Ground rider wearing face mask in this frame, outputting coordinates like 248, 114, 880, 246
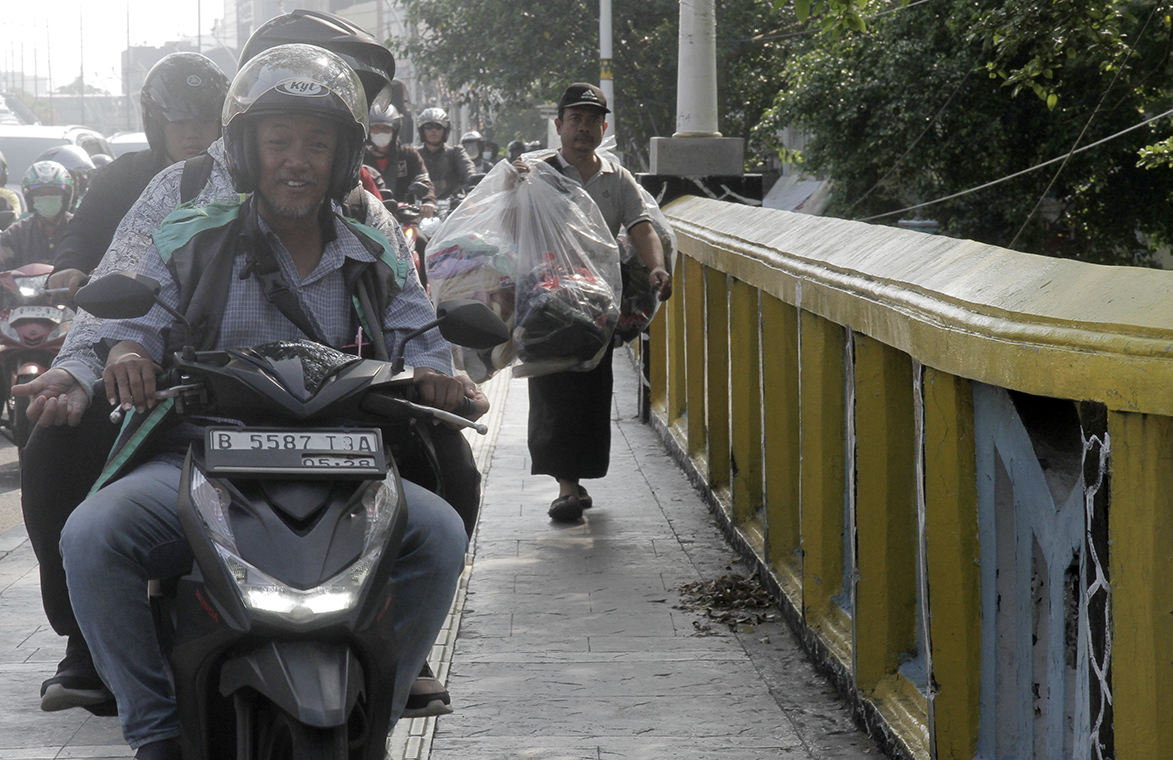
363, 102, 436, 214
0, 161, 74, 269
46, 52, 229, 295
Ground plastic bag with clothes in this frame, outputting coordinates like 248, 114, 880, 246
423, 160, 521, 381
510, 156, 621, 377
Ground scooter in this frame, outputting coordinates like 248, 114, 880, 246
74, 272, 508, 760
0, 263, 74, 447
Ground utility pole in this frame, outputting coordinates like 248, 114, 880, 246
599, 0, 614, 140
126, 1, 132, 130
79, 13, 86, 125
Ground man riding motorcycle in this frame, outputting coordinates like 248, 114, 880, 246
18, 8, 465, 728
363, 102, 435, 214
460, 130, 493, 174
416, 107, 475, 201
47, 44, 468, 760
0, 161, 74, 268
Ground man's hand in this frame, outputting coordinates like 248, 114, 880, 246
13, 368, 90, 427
47, 268, 87, 297
420, 201, 437, 218
104, 341, 161, 415
413, 366, 465, 413
458, 375, 490, 422
649, 266, 672, 301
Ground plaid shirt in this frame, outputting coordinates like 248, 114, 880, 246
97, 209, 451, 370
56, 138, 450, 391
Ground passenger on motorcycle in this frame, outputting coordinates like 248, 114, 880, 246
47, 52, 230, 296
0, 161, 74, 268
363, 102, 436, 214
416, 107, 476, 201
42, 45, 468, 760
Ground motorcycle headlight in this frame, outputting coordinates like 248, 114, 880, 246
190, 468, 402, 622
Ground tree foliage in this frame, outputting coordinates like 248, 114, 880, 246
394, 0, 786, 167
756, 0, 1173, 263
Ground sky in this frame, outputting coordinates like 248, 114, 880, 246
1, 0, 220, 94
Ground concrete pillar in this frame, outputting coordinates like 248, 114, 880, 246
644, 0, 759, 201
674, 0, 719, 137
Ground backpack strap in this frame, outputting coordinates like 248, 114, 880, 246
239, 204, 326, 344
179, 152, 215, 205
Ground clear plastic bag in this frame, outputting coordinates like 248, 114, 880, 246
424, 161, 522, 381
510, 157, 621, 377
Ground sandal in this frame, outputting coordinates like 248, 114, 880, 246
577, 486, 593, 510
548, 493, 583, 522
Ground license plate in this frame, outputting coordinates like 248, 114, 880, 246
9, 305, 64, 322
204, 427, 386, 476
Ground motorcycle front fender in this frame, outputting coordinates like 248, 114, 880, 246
219, 640, 365, 728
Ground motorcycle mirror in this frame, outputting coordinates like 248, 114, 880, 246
74, 271, 162, 319
75, 271, 195, 348
391, 298, 509, 373
435, 299, 510, 349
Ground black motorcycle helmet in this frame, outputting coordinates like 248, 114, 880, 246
223, 44, 369, 203
141, 52, 230, 155
239, 10, 395, 112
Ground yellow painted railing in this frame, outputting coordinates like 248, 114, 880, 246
642, 197, 1173, 760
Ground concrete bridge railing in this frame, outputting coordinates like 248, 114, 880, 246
641, 196, 1173, 760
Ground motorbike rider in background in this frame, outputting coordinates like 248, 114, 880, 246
416, 107, 475, 201
34, 145, 95, 212
460, 130, 493, 174
363, 102, 436, 216
0, 162, 74, 268
44, 44, 468, 760
0, 152, 23, 226
18, 9, 469, 725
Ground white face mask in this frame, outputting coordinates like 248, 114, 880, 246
371, 132, 394, 149
32, 195, 64, 219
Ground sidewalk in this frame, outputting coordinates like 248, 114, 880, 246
0, 351, 880, 759
423, 354, 879, 759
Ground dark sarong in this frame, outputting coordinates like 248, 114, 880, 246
527, 342, 615, 480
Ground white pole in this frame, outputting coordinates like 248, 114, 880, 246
675, 0, 720, 137
599, 0, 614, 140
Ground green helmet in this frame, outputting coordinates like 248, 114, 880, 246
21, 161, 74, 209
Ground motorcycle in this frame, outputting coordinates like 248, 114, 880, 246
0, 263, 74, 447
74, 272, 508, 760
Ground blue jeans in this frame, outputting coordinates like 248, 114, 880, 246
60, 460, 467, 750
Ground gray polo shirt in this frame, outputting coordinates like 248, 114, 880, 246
550, 152, 651, 239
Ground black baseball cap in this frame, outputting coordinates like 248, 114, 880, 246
557, 83, 610, 114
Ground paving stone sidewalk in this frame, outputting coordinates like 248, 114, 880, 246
0, 351, 880, 759
425, 354, 879, 760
